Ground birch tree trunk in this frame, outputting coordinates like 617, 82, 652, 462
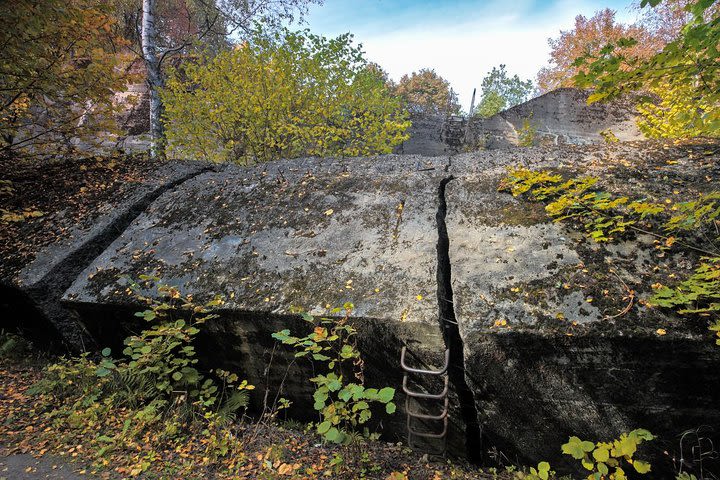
141, 0, 164, 158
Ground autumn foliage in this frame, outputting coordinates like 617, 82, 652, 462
162, 29, 410, 163
0, 0, 131, 156
537, 8, 660, 93
394, 68, 461, 116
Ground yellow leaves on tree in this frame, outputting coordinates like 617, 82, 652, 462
0, 0, 131, 156
573, 0, 720, 139
637, 81, 720, 139
161, 28, 410, 164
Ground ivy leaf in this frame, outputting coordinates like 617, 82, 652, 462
633, 460, 652, 474
562, 436, 595, 460
377, 387, 395, 403
593, 446, 610, 462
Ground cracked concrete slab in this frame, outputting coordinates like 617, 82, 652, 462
3, 142, 718, 472
443, 147, 720, 470
7, 161, 211, 350
60, 154, 467, 450
63, 155, 448, 326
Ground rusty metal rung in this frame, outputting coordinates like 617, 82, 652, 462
402, 375, 448, 400
407, 415, 448, 438
406, 396, 448, 421
400, 346, 450, 458
400, 347, 449, 375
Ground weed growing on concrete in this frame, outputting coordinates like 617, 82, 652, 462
518, 114, 537, 147
499, 167, 719, 344
272, 303, 396, 444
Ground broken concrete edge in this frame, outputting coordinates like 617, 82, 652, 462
5, 161, 214, 351
462, 326, 720, 471
16, 161, 213, 288
52, 153, 480, 458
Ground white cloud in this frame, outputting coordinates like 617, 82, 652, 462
307, 0, 639, 108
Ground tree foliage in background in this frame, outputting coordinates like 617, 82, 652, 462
537, 8, 660, 93
475, 64, 534, 118
0, 0, 130, 157
394, 68, 461, 116
574, 0, 720, 138
162, 28, 410, 163
112, 0, 321, 157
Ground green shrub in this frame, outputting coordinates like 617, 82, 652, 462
30, 276, 253, 439
272, 303, 396, 444
162, 28, 410, 164
561, 429, 654, 479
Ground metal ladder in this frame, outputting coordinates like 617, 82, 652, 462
400, 346, 450, 456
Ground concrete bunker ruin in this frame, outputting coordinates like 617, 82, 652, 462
3, 142, 719, 474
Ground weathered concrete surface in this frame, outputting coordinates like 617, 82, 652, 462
60, 154, 472, 453
479, 88, 645, 148
398, 89, 646, 156
2, 161, 210, 350
394, 114, 464, 156
444, 144, 720, 470
5, 140, 719, 473
63, 156, 446, 323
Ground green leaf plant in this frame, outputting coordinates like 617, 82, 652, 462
272, 303, 396, 444
562, 429, 655, 479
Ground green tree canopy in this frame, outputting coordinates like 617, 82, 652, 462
161, 28, 410, 163
475, 65, 534, 118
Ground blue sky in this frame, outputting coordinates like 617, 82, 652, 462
303, 0, 639, 107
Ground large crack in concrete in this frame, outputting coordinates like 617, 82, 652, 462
8, 165, 213, 351
435, 173, 483, 463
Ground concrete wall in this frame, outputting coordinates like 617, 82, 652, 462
479, 88, 645, 148
399, 88, 646, 155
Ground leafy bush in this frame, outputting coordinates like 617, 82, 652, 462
515, 462, 552, 480
162, 28, 410, 164
30, 277, 253, 444
562, 429, 654, 479
272, 303, 396, 444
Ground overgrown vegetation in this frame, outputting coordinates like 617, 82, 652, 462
517, 115, 537, 147
0, 282, 493, 479
272, 303, 396, 444
0, 0, 130, 156
499, 166, 720, 343
561, 430, 654, 478
162, 28, 410, 164
21, 277, 253, 475
574, 0, 720, 138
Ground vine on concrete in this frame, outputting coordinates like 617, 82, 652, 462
499, 167, 719, 344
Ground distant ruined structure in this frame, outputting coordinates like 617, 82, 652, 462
396, 88, 645, 155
